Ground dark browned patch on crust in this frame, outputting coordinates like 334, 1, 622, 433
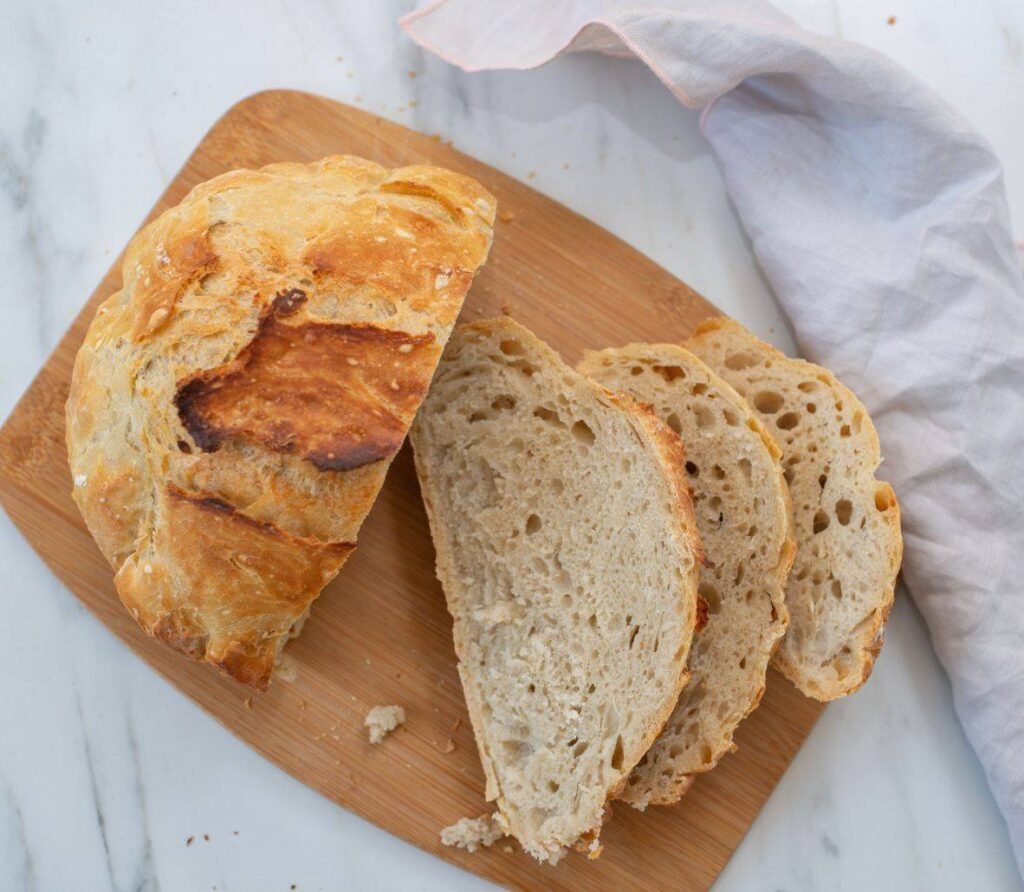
175, 290, 439, 471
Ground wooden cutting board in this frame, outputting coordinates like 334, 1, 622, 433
0, 90, 822, 890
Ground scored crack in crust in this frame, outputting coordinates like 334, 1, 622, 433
67, 155, 495, 689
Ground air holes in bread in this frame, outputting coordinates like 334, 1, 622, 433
813, 510, 830, 533
533, 406, 565, 427
835, 500, 853, 525
694, 405, 715, 429
776, 412, 800, 430
611, 735, 625, 772
653, 365, 685, 382
492, 395, 516, 411
875, 486, 895, 511
500, 338, 526, 356
753, 391, 784, 414
685, 461, 699, 477
738, 458, 752, 481
525, 514, 542, 534
724, 350, 759, 370
666, 412, 683, 435
571, 420, 596, 446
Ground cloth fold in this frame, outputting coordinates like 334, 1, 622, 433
402, 0, 1024, 876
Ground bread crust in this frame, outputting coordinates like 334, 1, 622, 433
67, 155, 495, 689
690, 318, 903, 701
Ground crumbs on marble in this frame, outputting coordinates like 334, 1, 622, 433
408, 70, 418, 79
887, 15, 897, 24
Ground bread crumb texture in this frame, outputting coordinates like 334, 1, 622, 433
689, 318, 902, 701
440, 813, 507, 853
411, 317, 701, 862
365, 704, 406, 744
580, 343, 793, 806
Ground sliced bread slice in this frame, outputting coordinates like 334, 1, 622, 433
580, 344, 794, 807
688, 318, 902, 701
410, 317, 703, 863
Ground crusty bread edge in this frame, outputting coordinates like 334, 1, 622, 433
690, 317, 903, 701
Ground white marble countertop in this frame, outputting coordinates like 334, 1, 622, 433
2, 1, 1022, 889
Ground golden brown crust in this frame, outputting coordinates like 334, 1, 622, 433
175, 289, 440, 471
129, 205, 218, 342
67, 154, 495, 687
116, 485, 354, 689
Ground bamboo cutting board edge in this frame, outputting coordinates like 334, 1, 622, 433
0, 90, 824, 891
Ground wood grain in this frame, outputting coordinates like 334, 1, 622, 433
0, 90, 823, 890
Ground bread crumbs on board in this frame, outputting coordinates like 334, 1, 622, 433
365, 705, 406, 744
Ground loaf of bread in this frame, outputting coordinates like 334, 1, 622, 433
688, 319, 902, 700
410, 317, 703, 863
66, 155, 495, 689
580, 344, 794, 806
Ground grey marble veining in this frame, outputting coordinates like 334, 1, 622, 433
2, 0, 1023, 889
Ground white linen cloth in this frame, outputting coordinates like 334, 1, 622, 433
402, 0, 1024, 876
